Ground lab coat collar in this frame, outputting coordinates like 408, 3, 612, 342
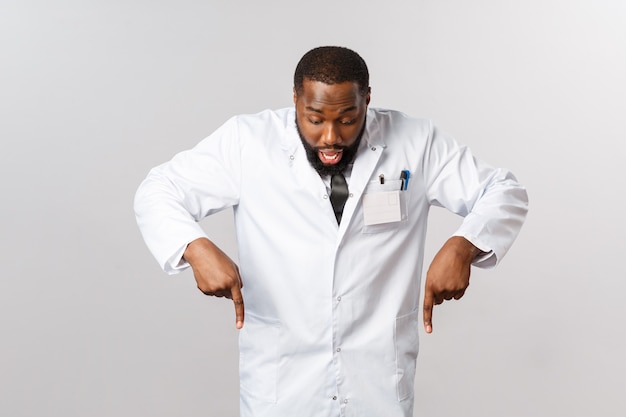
363, 108, 385, 148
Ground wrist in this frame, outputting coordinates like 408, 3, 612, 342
183, 237, 213, 264
447, 236, 484, 262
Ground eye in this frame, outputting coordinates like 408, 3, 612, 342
340, 119, 356, 125
308, 118, 322, 125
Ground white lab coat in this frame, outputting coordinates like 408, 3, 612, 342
134, 107, 528, 417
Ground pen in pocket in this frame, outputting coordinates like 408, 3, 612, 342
400, 170, 410, 190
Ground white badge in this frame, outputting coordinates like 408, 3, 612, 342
362, 190, 402, 225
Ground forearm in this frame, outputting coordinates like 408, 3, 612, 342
134, 117, 243, 273
453, 169, 528, 267
134, 167, 210, 273
423, 126, 528, 267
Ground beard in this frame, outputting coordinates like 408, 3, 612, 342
295, 116, 366, 176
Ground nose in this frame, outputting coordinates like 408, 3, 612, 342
321, 123, 342, 147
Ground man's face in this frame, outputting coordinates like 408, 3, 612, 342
294, 79, 370, 175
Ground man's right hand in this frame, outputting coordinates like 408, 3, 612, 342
183, 237, 244, 329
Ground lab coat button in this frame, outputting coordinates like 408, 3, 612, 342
336, 347, 341, 352
323, 194, 328, 199
371, 146, 376, 151
337, 296, 341, 301
332, 396, 337, 400
349, 193, 353, 198
289, 155, 294, 160
344, 399, 349, 404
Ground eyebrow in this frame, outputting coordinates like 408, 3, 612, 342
305, 105, 357, 114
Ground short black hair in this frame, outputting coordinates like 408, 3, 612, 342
294, 46, 370, 96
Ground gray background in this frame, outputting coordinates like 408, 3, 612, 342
1, 0, 624, 416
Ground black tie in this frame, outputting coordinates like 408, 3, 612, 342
330, 173, 349, 224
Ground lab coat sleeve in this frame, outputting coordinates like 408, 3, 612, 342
134, 116, 242, 273
422, 122, 528, 268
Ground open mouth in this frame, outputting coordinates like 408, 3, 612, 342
318, 150, 343, 165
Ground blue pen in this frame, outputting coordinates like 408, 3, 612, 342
400, 170, 410, 190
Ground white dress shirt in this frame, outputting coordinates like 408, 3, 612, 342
135, 107, 528, 417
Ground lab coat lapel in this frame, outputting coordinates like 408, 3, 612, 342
337, 112, 385, 239
280, 112, 329, 210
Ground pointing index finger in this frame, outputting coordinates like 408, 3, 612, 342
231, 284, 245, 329
423, 288, 434, 334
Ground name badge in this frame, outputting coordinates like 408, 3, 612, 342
363, 190, 402, 225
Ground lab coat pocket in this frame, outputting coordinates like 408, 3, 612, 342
394, 309, 419, 401
239, 312, 281, 403
362, 179, 408, 234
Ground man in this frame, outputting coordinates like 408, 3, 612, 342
135, 46, 528, 417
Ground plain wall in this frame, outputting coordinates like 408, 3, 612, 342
1, 1, 624, 416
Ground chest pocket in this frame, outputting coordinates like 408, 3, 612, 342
361, 179, 408, 234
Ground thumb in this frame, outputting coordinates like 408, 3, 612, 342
423, 288, 434, 334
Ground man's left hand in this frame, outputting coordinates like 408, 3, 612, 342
422, 236, 483, 334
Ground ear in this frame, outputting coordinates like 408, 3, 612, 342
365, 87, 371, 106
293, 87, 298, 105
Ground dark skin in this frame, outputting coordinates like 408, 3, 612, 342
184, 237, 245, 329
294, 79, 369, 167
183, 78, 483, 332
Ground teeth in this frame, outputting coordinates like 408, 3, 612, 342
322, 153, 339, 160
